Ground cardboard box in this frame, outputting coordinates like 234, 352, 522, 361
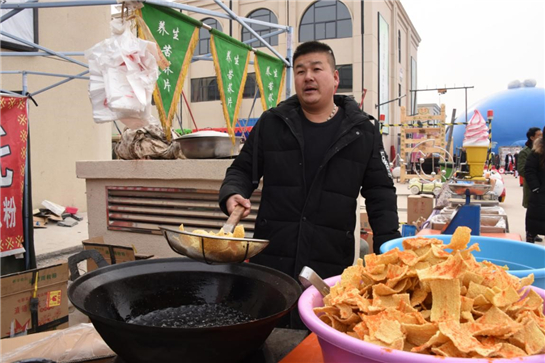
407, 195, 434, 225
360, 211, 371, 231
1, 263, 69, 338
33, 216, 48, 228
82, 237, 153, 271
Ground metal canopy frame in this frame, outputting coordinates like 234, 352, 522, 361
0, 0, 292, 273
1, 0, 293, 97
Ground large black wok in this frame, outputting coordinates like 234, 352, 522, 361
67, 251, 301, 363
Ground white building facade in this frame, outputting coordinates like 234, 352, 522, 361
1, 0, 420, 211
183, 0, 421, 156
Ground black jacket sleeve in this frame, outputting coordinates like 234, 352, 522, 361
525, 151, 541, 192
360, 120, 401, 253
218, 117, 264, 215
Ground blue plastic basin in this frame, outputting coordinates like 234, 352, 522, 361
380, 235, 545, 288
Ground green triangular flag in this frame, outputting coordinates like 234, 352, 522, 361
210, 28, 251, 143
254, 50, 286, 110
138, 3, 201, 139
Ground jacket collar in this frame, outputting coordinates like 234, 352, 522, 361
273, 94, 371, 136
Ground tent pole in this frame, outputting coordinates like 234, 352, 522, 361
22, 72, 37, 270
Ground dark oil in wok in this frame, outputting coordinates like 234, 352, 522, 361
128, 303, 255, 328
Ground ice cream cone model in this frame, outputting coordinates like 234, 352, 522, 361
465, 146, 488, 178
463, 110, 490, 179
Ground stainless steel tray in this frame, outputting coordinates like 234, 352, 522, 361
173, 131, 241, 159
448, 182, 492, 196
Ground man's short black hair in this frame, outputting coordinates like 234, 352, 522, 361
292, 41, 336, 69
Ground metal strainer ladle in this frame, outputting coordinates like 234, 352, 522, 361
160, 206, 269, 264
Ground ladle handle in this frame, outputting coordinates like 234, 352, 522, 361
223, 204, 245, 234
299, 266, 331, 297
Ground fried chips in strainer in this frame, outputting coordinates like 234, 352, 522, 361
314, 227, 545, 358
178, 224, 252, 261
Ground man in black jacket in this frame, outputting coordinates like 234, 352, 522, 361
219, 41, 400, 281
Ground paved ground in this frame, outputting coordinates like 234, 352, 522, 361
33, 173, 542, 267
33, 212, 89, 267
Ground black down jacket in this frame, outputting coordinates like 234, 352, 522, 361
219, 95, 400, 279
525, 137, 545, 235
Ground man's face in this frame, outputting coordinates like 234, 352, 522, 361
294, 52, 339, 111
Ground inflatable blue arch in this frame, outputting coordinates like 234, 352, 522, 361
452, 81, 545, 153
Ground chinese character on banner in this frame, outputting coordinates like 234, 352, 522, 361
254, 50, 286, 111
209, 29, 251, 144
1, 95, 27, 257
137, 3, 201, 140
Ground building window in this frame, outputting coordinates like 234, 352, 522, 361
398, 30, 401, 63
336, 64, 352, 93
399, 83, 402, 106
191, 77, 220, 102
241, 9, 278, 48
411, 57, 417, 114
243, 73, 261, 99
196, 18, 222, 55
191, 74, 259, 102
299, 0, 352, 42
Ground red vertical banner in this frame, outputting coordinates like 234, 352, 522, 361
0, 95, 28, 257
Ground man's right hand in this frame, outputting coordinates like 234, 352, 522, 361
226, 194, 252, 218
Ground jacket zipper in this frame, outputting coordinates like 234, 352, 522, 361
269, 108, 365, 274
274, 113, 308, 274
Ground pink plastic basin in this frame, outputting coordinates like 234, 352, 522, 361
299, 275, 545, 363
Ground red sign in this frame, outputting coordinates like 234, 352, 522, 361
1, 96, 28, 257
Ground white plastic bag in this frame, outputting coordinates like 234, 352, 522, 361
0, 323, 115, 362
85, 19, 160, 129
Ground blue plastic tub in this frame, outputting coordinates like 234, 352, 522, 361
401, 224, 417, 237
380, 235, 545, 288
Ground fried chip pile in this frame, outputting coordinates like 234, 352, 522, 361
179, 224, 254, 260
314, 227, 545, 358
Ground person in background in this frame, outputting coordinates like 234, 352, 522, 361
487, 152, 494, 170
518, 127, 543, 242
513, 151, 519, 178
494, 153, 501, 170
219, 41, 401, 281
459, 149, 468, 173
517, 148, 524, 185
504, 153, 514, 174
524, 125, 545, 243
